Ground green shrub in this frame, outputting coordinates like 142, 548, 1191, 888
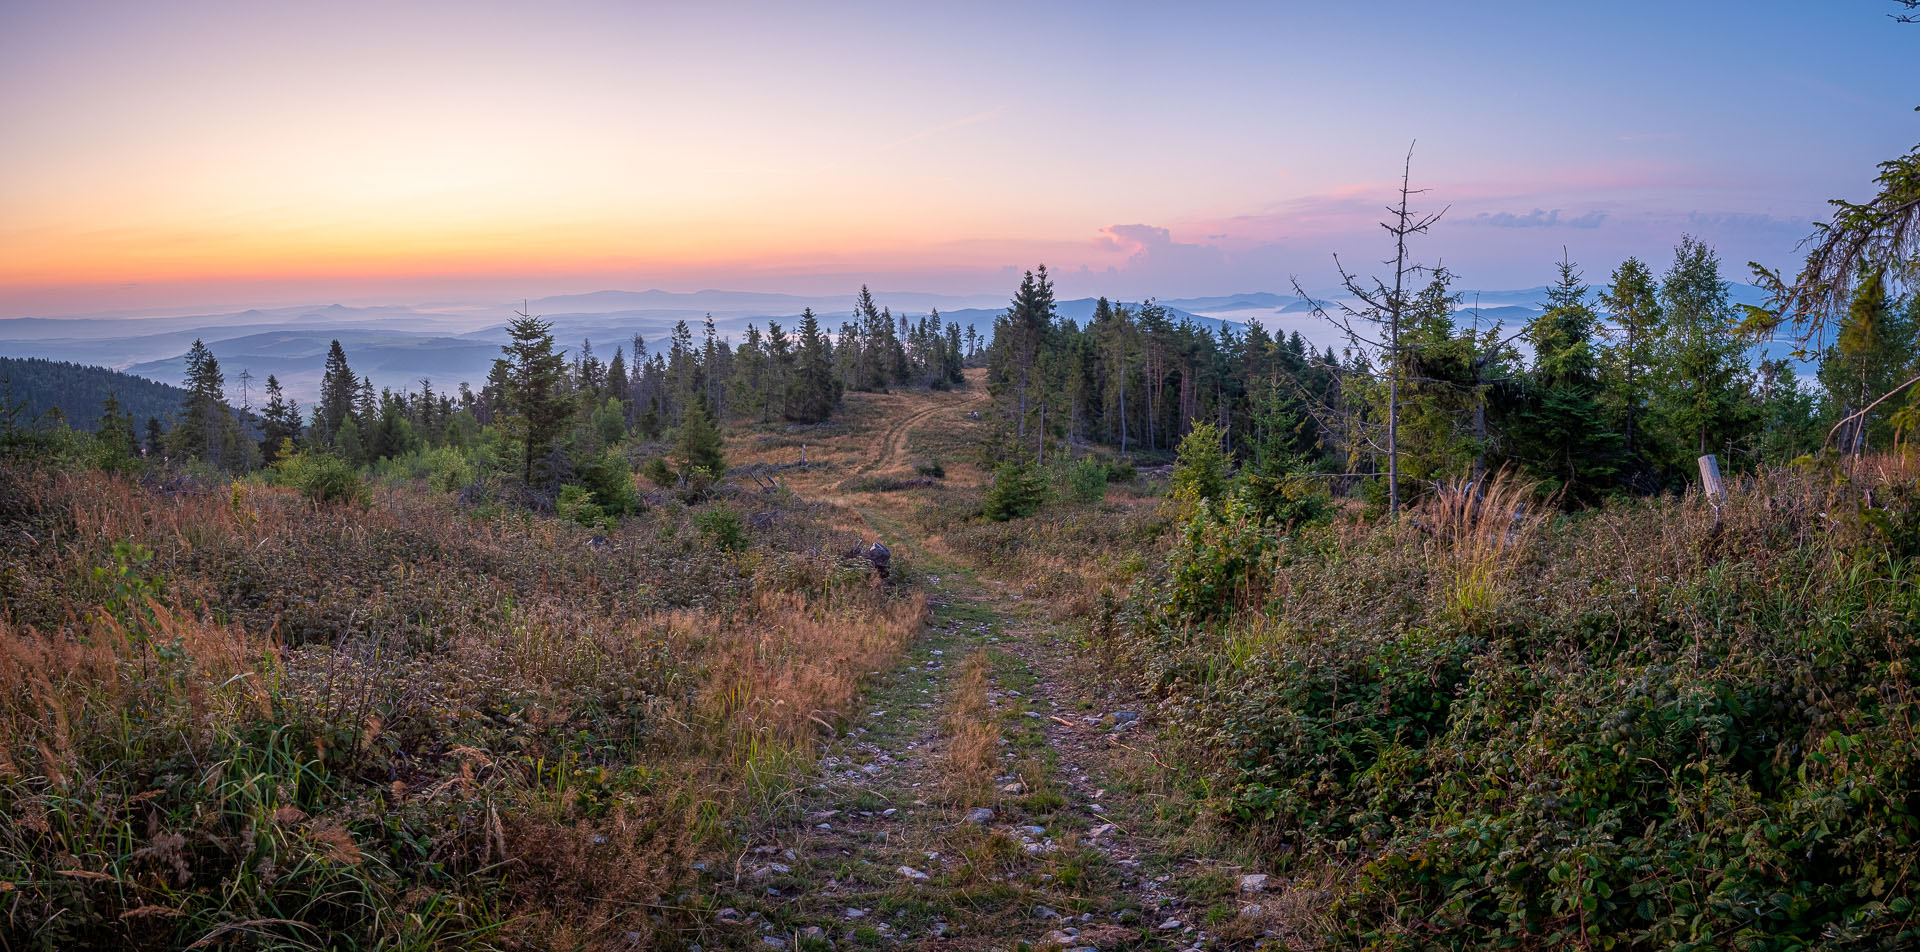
381, 444, 475, 493
1240, 453, 1327, 529
916, 461, 947, 479
1124, 465, 1920, 950
272, 449, 369, 506
983, 460, 1047, 521
1105, 457, 1138, 483
574, 450, 640, 516
1063, 457, 1108, 503
694, 506, 747, 552
642, 455, 675, 488
1158, 493, 1272, 624
1171, 422, 1230, 505
557, 483, 606, 527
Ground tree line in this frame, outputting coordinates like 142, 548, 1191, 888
980, 243, 1917, 508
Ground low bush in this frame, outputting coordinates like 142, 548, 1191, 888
983, 460, 1048, 521
1062, 457, 1108, 503
694, 505, 747, 552
1122, 459, 1920, 948
270, 447, 368, 506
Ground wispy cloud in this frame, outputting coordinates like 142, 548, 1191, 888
880, 105, 1009, 151
1456, 208, 1606, 229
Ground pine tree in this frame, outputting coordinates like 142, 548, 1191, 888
259, 374, 302, 462
988, 266, 1057, 456
502, 310, 570, 488
316, 339, 357, 444
95, 390, 139, 467
607, 346, 629, 409
1509, 257, 1622, 499
1819, 269, 1916, 454
1598, 257, 1663, 464
170, 338, 233, 466
674, 400, 726, 485
1653, 236, 1757, 468
788, 308, 838, 423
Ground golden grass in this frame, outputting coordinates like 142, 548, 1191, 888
939, 649, 1000, 805
0, 464, 928, 947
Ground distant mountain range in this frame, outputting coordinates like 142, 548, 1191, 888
0, 283, 1785, 405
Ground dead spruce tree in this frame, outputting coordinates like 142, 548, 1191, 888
1291, 144, 1447, 515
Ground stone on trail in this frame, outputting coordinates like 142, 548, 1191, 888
897, 865, 931, 882
1158, 918, 1184, 931
965, 807, 994, 824
1240, 872, 1269, 893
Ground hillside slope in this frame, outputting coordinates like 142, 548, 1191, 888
0, 356, 189, 430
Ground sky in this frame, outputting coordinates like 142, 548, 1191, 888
1, 0, 1915, 317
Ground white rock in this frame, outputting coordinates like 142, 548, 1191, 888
898, 865, 930, 882
1240, 872, 1269, 893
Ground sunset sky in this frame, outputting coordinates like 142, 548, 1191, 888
2, 1, 1915, 316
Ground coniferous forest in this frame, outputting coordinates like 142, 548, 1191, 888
4, 5, 1920, 951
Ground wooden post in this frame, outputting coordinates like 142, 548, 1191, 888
800, 444, 807, 468
1698, 454, 1724, 499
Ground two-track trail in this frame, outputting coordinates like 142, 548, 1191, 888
689, 376, 1276, 952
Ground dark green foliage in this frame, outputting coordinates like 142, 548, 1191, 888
92, 390, 140, 471
915, 461, 947, 479
270, 448, 369, 506
983, 460, 1047, 521
1506, 259, 1623, 500
502, 313, 570, 488
1125, 466, 1920, 949
674, 401, 726, 492
573, 449, 639, 517
1654, 235, 1759, 464
641, 455, 675, 488
1170, 421, 1230, 505
786, 307, 839, 423
694, 506, 747, 552
1239, 452, 1327, 529
316, 339, 357, 444
257, 374, 302, 461
0, 356, 190, 433
167, 338, 238, 468
1062, 457, 1108, 503
1819, 270, 1918, 453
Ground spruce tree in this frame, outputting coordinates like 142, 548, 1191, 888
316, 340, 356, 443
259, 374, 302, 462
1510, 258, 1622, 500
502, 311, 570, 488
1819, 269, 1916, 454
1653, 236, 1757, 467
1598, 257, 1663, 463
95, 390, 139, 467
674, 400, 726, 488
788, 307, 837, 423
171, 339, 233, 467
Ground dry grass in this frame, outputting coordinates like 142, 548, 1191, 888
939, 649, 1000, 805
1413, 466, 1555, 620
0, 463, 926, 949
